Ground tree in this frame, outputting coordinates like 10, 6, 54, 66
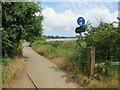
2, 2, 43, 57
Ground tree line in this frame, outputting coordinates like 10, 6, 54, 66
44, 35, 76, 39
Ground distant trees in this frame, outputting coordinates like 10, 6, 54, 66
44, 35, 76, 39
2, 2, 43, 57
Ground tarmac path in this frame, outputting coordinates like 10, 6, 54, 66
22, 42, 78, 88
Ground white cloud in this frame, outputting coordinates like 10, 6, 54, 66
37, 0, 119, 2
42, 7, 118, 32
42, 8, 79, 31
84, 8, 118, 26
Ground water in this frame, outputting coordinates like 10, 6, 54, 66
46, 38, 77, 42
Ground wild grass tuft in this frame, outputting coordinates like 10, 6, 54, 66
2, 58, 25, 88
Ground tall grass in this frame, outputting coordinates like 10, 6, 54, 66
32, 41, 75, 60
2, 58, 25, 88
1, 39, 28, 88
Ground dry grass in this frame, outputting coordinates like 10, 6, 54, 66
2, 58, 25, 88
76, 74, 118, 88
90, 79, 118, 88
52, 57, 65, 67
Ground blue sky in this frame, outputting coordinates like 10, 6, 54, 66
41, 2, 117, 13
38, 2, 119, 37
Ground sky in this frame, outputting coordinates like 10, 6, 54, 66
37, 1, 119, 37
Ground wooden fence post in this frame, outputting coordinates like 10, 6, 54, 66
87, 47, 95, 77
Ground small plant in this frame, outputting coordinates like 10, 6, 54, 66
102, 60, 112, 77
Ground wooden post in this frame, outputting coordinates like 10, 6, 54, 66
87, 47, 95, 77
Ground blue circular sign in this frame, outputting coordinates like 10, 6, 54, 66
77, 17, 85, 26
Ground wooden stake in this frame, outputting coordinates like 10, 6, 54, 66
87, 47, 95, 77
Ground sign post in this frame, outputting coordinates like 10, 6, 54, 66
77, 17, 85, 26
75, 17, 86, 33
75, 17, 95, 77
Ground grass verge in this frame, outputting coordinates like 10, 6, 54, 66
2, 57, 25, 88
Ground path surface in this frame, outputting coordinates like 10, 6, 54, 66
11, 71, 35, 88
22, 42, 78, 88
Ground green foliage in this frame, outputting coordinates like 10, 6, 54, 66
32, 40, 75, 60
2, 58, 10, 83
74, 35, 87, 74
32, 41, 56, 59
2, 2, 43, 57
85, 22, 120, 62
75, 21, 119, 75
102, 60, 112, 76
94, 61, 118, 82
73, 22, 119, 88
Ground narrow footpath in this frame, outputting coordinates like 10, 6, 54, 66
22, 42, 78, 88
